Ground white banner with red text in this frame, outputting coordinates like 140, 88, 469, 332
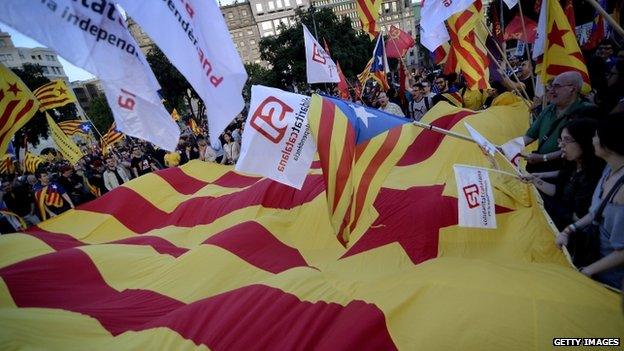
236, 85, 316, 189
0, 0, 180, 151
116, 0, 247, 146
453, 165, 497, 229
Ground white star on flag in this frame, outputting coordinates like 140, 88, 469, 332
351, 104, 376, 128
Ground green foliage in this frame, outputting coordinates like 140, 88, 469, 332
87, 95, 114, 138
10, 64, 77, 148
145, 45, 203, 119
259, 8, 374, 90
243, 63, 280, 99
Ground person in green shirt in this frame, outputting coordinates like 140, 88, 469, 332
521, 71, 597, 173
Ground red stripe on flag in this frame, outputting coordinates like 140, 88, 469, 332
356, 0, 377, 26
155, 167, 210, 195
212, 171, 262, 188
546, 64, 590, 84
203, 221, 310, 274
331, 123, 356, 212
317, 98, 336, 195
0, 99, 35, 145
349, 127, 402, 232
37, 93, 61, 100
397, 110, 474, 166
40, 97, 70, 108
78, 176, 325, 234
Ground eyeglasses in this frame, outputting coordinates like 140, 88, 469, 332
558, 137, 577, 145
550, 83, 574, 90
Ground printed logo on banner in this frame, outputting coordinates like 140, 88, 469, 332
462, 184, 480, 208
312, 43, 327, 64
250, 96, 293, 143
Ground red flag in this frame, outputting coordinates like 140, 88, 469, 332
583, 0, 606, 51
385, 25, 415, 58
336, 62, 350, 101
491, 4, 504, 43
503, 15, 538, 43
564, 0, 576, 30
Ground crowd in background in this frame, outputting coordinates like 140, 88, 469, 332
1, 39, 624, 289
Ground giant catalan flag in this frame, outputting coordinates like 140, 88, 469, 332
0, 102, 622, 349
0, 63, 40, 157
33, 79, 76, 112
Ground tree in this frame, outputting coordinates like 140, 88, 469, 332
243, 63, 280, 98
259, 8, 375, 90
87, 95, 114, 137
145, 45, 204, 121
10, 64, 77, 149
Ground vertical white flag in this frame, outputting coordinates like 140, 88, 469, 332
464, 122, 497, 156
419, 0, 475, 51
116, 0, 248, 147
453, 165, 497, 229
0, 0, 180, 151
303, 25, 339, 84
500, 137, 525, 168
533, 0, 548, 60
236, 85, 316, 189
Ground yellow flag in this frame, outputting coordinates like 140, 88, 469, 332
24, 152, 45, 173
171, 108, 180, 121
537, 0, 591, 92
46, 112, 84, 165
0, 63, 40, 157
33, 79, 76, 111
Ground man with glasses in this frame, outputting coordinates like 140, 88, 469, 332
521, 71, 597, 172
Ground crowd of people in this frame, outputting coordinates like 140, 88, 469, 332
0, 118, 244, 233
1, 39, 623, 289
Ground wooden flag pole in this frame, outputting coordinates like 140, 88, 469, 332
585, 0, 624, 39
517, 1, 537, 94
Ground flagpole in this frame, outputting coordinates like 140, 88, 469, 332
517, 1, 536, 94
585, 0, 624, 39
478, 20, 533, 102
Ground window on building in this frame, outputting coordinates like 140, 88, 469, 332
261, 21, 272, 31
391, 1, 397, 11
268, 1, 275, 10
262, 31, 274, 37
277, 0, 283, 8
37, 55, 42, 60
296, 0, 302, 5
0, 40, 5, 48
247, 29, 253, 35
228, 12, 234, 18
242, 9, 247, 16
383, 3, 390, 13
42, 66, 50, 74
240, 41, 246, 47
18, 52, 24, 59
31, 55, 36, 60
250, 39, 256, 44
285, 0, 291, 6
255, 3, 263, 12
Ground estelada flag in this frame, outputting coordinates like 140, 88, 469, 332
0, 100, 622, 349
0, 63, 40, 157
23, 152, 44, 173
534, 0, 591, 92
385, 25, 415, 58
33, 79, 76, 112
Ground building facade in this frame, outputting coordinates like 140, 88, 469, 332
250, 0, 309, 37
222, 2, 263, 65
70, 78, 104, 111
0, 28, 69, 82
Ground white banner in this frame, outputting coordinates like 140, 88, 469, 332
453, 165, 497, 229
500, 137, 525, 168
303, 25, 339, 84
533, 0, 548, 60
464, 122, 497, 156
116, 0, 247, 146
236, 86, 316, 189
0, 0, 180, 151
420, 0, 475, 51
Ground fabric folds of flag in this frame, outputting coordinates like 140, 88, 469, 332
307, 94, 417, 245
189, 119, 202, 136
535, 0, 591, 92
33, 79, 75, 112
24, 152, 44, 173
58, 120, 91, 136
385, 25, 415, 58
0, 63, 40, 157
101, 123, 124, 155
358, 35, 390, 91
355, 0, 382, 38
446, 0, 490, 90
46, 113, 84, 165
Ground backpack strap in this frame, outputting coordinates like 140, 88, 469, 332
594, 173, 624, 224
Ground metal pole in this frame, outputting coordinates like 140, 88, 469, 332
585, 0, 624, 39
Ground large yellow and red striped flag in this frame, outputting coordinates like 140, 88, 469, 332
446, 0, 490, 90
33, 79, 76, 111
0, 101, 622, 349
307, 94, 418, 245
534, 0, 591, 92
0, 63, 40, 157
57, 120, 91, 136
101, 123, 124, 155
355, 0, 382, 38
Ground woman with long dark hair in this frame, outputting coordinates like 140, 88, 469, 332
525, 119, 604, 229
556, 115, 624, 289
